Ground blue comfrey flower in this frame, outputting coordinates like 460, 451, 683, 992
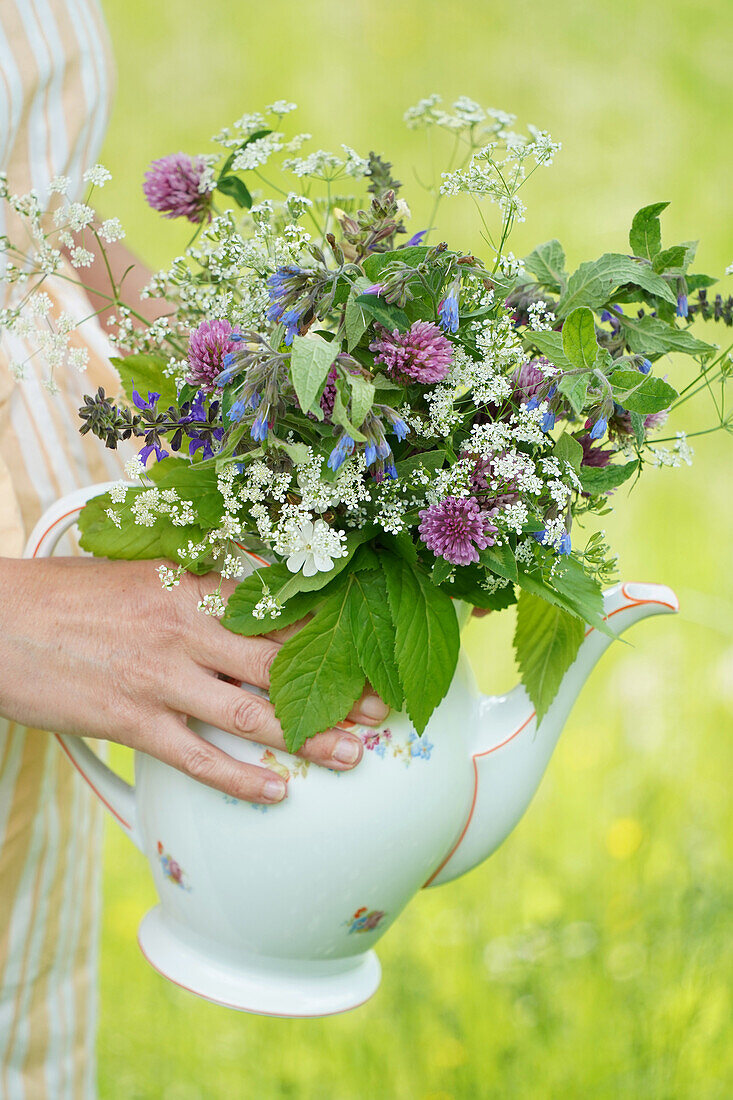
227, 398, 249, 422
222, 352, 234, 368
676, 292, 688, 318
438, 289, 459, 333
532, 529, 547, 545
526, 395, 540, 411
405, 229, 428, 246
390, 416, 408, 441
281, 308, 301, 346
363, 283, 384, 296
327, 434, 355, 471
541, 408, 556, 432
385, 463, 398, 479
639, 358, 652, 374
589, 416, 607, 441
251, 413, 269, 442
364, 442, 377, 465
215, 362, 239, 387
558, 532, 572, 555
131, 383, 159, 412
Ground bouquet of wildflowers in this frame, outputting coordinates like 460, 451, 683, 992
2, 97, 731, 750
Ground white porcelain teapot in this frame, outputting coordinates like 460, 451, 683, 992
25, 483, 678, 1017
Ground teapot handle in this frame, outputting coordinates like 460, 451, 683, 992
23, 483, 144, 851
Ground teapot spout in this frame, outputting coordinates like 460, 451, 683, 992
425, 582, 678, 888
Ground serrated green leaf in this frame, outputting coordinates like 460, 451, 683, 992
561, 307, 599, 370
380, 530, 419, 565
347, 570, 404, 710
479, 542, 518, 583
430, 556, 455, 585
523, 239, 567, 293
630, 411, 646, 445
629, 202, 668, 260
381, 553, 459, 734
290, 334, 339, 418
610, 369, 678, 413
110, 353, 178, 410
557, 371, 590, 415
78, 488, 211, 571
269, 577, 366, 752
514, 590, 585, 724
517, 560, 615, 638
557, 253, 676, 317
618, 315, 715, 359
345, 372, 375, 428
579, 459, 638, 494
395, 449, 446, 480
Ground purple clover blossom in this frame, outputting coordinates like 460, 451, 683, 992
187, 319, 240, 390
511, 359, 551, 407
143, 154, 212, 223
438, 289, 459, 333
418, 496, 498, 566
369, 320, 453, 384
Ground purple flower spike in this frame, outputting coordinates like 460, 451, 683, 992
370, 320, 453, 384
187, 319, 239, 390
418, 496, 497, 566
143, 154, 212, 223
405, 230, 428, 246
131, 383, 159, 412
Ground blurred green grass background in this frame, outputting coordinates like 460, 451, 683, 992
96, 1, 733, 1096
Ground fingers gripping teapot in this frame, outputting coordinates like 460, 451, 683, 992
25, 483, 678, 1017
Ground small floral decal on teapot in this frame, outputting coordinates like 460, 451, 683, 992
362, 728, 434, 765
345, 906, 387, 934
156, 840, 191, 891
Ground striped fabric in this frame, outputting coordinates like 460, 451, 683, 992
0, 2, 128, 1096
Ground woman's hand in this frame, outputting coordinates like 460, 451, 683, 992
0, 557, 389, 803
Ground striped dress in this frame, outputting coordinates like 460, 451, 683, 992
0, 2, 129, 1096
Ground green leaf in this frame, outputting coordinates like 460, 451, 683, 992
553, 433, 584, 473
345, 372, 375, 428
345, 293, 369, 351
146, 458, 225, 527
381, 553, 460, 734
618, 315, 715, 359
579, 460, 638, 495
355, 294, 410, 333
222, 563, 335, 637
431, 556, 455, 585
557, 253, 676, 317
629, 411, 646, 445
216, 175, 252, 209
651, 245, 687, 274
523, 239, 567, 293
274, 527, 377, 605
347, 570, 404, 710
514, 590, 585, 724
562, 307, 599, 371
609, 369, 678, 413
479, 542, 518, 583
269, 577, 367, 752
331, 384, 367, 442
78, 488, 211, 571
517, 560, 614, 637
290, 334, 339, 419
361, 245, 431, 282
110, 353, 178, 410
629, 202, 668, 260
380, 530, 419, 565
523, 331, 573, 372
557, 372, 590, 415
395, 449, 446, 480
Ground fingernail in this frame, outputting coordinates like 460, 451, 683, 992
358, 695, 390, 722
331, 736, 361, 765
263, 778, 286, 801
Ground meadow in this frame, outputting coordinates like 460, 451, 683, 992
95, 1, 732, 1095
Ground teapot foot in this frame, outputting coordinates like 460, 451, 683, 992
136, 906, 382, 1017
